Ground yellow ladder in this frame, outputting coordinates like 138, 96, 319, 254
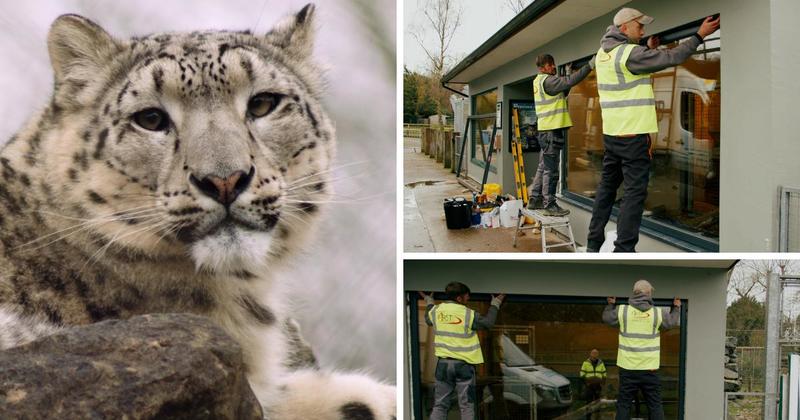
511, 109, 529, 203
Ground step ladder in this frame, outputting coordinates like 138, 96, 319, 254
513, 208, 577, 252
510, 109, 529, 203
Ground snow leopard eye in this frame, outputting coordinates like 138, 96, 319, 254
132, 108, 170, 131
247, 92, 281, 118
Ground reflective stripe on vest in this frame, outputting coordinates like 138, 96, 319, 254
533, 74, 572, 130
430, 302, 484, 364
617, 304, 662, 370
580, 359, 607, 379
595, 45, 658, 135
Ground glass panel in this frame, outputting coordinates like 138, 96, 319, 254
565, 30, 721, 240
471, 90, 498, 166
415, 297, 683, 419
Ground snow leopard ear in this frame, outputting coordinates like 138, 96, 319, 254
263, 3, 316, 61
47, 14, 121, 85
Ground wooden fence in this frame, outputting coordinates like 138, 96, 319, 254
419, 126, 458, 170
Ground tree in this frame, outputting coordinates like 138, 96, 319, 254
403, 67, 420, 123
410, 0, 463, 118
726, 295, 765, 346
504, 0, 531, 14
728, 260, 800, 302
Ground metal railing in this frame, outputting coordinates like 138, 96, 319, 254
724, 392, 771, 419
737, 347, 766, 392
403, 123, 454, 139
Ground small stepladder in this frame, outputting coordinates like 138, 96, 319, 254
510, 109, 576, 252
513, 208, 577, 252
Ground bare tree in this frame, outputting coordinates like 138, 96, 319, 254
410, 0, 463, 78
504, 0, 531, 14
728, 260, 800, 301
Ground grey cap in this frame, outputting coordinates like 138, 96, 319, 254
613, 7, 654, 26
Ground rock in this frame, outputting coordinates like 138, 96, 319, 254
0, 313, 262, 419
724, 368, 739, 380
724, 379, 741, 393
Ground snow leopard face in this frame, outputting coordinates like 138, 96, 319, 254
42, 5, 333, 274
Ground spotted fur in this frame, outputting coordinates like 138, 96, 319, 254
0, 4, 394, 419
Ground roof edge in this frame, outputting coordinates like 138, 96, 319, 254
442, 0, 564, 84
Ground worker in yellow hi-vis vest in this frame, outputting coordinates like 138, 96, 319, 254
586, 8, 720, 252
527, 54, 594, 217
419, 283, 505, 420
603, 280, 681, 420
580, 348, 607, 407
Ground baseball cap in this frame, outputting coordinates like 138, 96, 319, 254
613, 7, 654, 26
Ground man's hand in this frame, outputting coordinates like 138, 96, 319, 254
491, 294, 506, 307
646, 35, 660, 49
673, 297, 682, 308
418, 291, 434, 305
697, 15, 721, 38
607, 296, 616, 305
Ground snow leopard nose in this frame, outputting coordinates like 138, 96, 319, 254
190, 167, 255, 206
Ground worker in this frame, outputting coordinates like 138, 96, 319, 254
527, 54, 594, 216
419, 283, 505, 420
603, 280, 681, 419
580, 348, 607, 404
586, 8, 720, 252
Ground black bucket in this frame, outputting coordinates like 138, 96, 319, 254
443, 198, 472, 229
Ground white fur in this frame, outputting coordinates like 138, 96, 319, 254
190, 226, 273, 274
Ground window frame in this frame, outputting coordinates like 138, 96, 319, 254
470, 88, 499, 174
408, 291, 688, 420
559, 18, 721, 252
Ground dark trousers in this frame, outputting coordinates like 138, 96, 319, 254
615, 369, 663, 420
530, 130, 565, 207
430, 359, 476, 420
587, 134, 651, 252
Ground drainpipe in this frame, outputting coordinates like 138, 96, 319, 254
441, 81, 467, 97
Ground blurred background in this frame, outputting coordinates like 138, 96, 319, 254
0, 0, 396, 382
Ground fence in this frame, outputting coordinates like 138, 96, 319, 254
411, 125, 459, 171
737, 346, 766, 392
403, 123, 453, 139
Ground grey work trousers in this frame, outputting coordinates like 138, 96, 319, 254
530, 129, 565, 207
430, 358, 476, 420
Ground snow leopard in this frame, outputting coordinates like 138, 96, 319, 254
0, 4, 395, 419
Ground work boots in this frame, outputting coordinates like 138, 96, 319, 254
542, 203, 570, 217
527, 197, 544, 210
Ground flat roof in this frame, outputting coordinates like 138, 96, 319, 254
442, 0, 628, 84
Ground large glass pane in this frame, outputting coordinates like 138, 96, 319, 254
565, 30, 721, 241
415, 297, 683, 419
471, 90, 498, 167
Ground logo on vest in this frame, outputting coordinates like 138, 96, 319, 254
632, 311, 651, 320
599, 51, 612, 62
437, 312, 463, 325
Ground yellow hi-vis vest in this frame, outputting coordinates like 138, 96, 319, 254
532, 73, 572, 130
580, 359, 607, 379
429, 302, 484, 364
617, 304, 662, 370
595, 44, 658, 135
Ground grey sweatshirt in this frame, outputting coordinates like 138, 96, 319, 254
541, 63, 593, 96
600, 25, 702, 75
424, 299, 500, 331
602, 292, 680, 330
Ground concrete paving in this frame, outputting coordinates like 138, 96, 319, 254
404, 137, 574, 253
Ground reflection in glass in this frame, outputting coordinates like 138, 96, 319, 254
415, 298, 683, 419
565, 30, 721, 241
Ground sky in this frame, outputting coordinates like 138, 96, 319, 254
404, 0, 524, 73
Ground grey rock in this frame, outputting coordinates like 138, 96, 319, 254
0, 313, 262, 419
